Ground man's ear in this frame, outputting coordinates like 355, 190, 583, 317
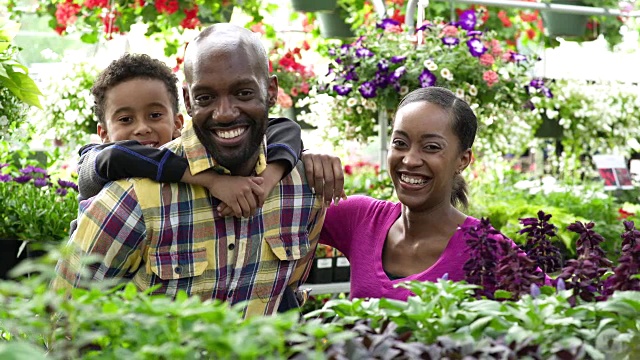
172, 113, 184, 139
458, 148, 473, 173
267, 75, 278, 108
97, 122, 109, 143
182, 85, 192, 117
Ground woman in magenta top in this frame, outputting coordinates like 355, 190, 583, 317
319, 87, 512, 301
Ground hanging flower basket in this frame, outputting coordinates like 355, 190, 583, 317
291, 0, 336, 13
541, 0, 589, 37
317, 8, 354, 38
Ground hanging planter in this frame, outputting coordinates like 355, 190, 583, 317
541, 0, 589, 37
291, 0, 336, 13
317, 8, 355, 39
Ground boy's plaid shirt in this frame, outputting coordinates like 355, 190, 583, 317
54, 120, 326, 317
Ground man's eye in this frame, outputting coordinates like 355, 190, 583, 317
195, 95, 213, 103
237, 90, 254, 98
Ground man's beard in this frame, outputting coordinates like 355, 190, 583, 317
194, 107, 268, 174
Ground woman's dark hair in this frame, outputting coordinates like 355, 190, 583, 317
397, 87, 478, 209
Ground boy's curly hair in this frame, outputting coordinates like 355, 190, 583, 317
91, 53, 180, 125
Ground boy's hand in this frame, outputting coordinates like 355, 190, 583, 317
182, 169, 264, 218
302, 153, 347, 206
218, 162, 286, 217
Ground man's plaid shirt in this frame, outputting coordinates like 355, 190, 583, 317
53, 119, 326, 317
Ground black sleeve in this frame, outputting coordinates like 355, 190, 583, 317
266, 117, 303, 175
84, 140, 188, 183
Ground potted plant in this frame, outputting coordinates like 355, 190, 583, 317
307, 244, 334, 284
7, 0, 279, 57
268, 40, 316, 127
315, 11, 550, 156
0, 162, 78, 279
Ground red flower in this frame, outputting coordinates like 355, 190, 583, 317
302, 40, 310, 51
84, 0, 108, 9
251, 22, 266, 34
55, 0, 81, 27
54, 25, 66, 35
344, 165, 353, 175
482, 70, 499, 87
155, 0, 179, 15
135, 0, 145, 7
526, 28, 536, 40
390, 8, 404, 24
101, 10, 121, 39
519, 10, 538, 22
618, 208, 636, 220
180, 5, 200, 29
497, 10, 512, 27
479, 53, 495, 66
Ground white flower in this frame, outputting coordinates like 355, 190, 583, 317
455, 88, 464, 99
0, 116, 8, 126
364, 100, 377, 111
440, 68, 453, 81
424, 60, 438, 71
399, 86, 409, 96
468, 85, 478, 96
346, 97, 358, 107
356, 106, 363, 114
345, 107, 353, 115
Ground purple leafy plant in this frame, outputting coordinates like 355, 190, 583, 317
462, 218, 504, 298
495, 240, 546, 299
518, 210, 563, 273
556, 221, 612, 305
603, 221, 640, 295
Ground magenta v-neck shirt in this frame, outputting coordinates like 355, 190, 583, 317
319, 195, 483, 301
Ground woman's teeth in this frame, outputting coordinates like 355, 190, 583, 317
216, 128, 246, 139
400, 174, 427, 184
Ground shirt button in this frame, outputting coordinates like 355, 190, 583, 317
228, 243, 235, 250
174, 266, 182, 274
227, 290, 233, 298
285, 249, 292, 257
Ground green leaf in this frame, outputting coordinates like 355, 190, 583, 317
494, 290, 513, 300
0, 342, 46, 360
80, 32, 99, 44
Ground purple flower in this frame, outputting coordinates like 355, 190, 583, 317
529, 78, 545, 89
34, 178, 48, 187
377, 18, 400, 30
13, 175, 32, 184
458, 9, 477, 31
467, 30, 483, 37
344, 70, 359, 82
511, 52, 527, 62
556, 277, 566, 291
333, 84, 352, 96
442, 37, 460, 46
0, 174, 11, 182
388, 66, 406, 83
466, 38, 487, 57
523, 100, 535, 111
328, 48, 336, 56
530, 283, 541, 298
58, 179, 77, 189
416, 23, 432, 32
377, 59, 390, 72
542, 87, 553, 99
390, 55, 406, 64
56, 187, 68, 197
374, 71, 389, 88
355, 47, 374, 58
358, 81, 377, 99
419, 69, 437, 87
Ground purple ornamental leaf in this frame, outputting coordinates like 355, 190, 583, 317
358, 81, 377, 99
466, 38, 487, 57
419, 69, 437, 87
458, 9, 477, 31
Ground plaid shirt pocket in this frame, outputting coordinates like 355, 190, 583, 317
263, 232, 311, 261
150, 248, 209, 280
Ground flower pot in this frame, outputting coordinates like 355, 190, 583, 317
198, 4, 234, 25
291, 0, 336, 12
332, 256, 350, 282
535, 113, 564, 139
541, 0, 589, 38
317, 9, 354, 39
0, 239, 27, 280
306, 257, 333, 284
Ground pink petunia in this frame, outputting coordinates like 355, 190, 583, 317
483, 70, 499, 87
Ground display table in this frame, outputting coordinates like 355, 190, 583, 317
304, 282, 350, 294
